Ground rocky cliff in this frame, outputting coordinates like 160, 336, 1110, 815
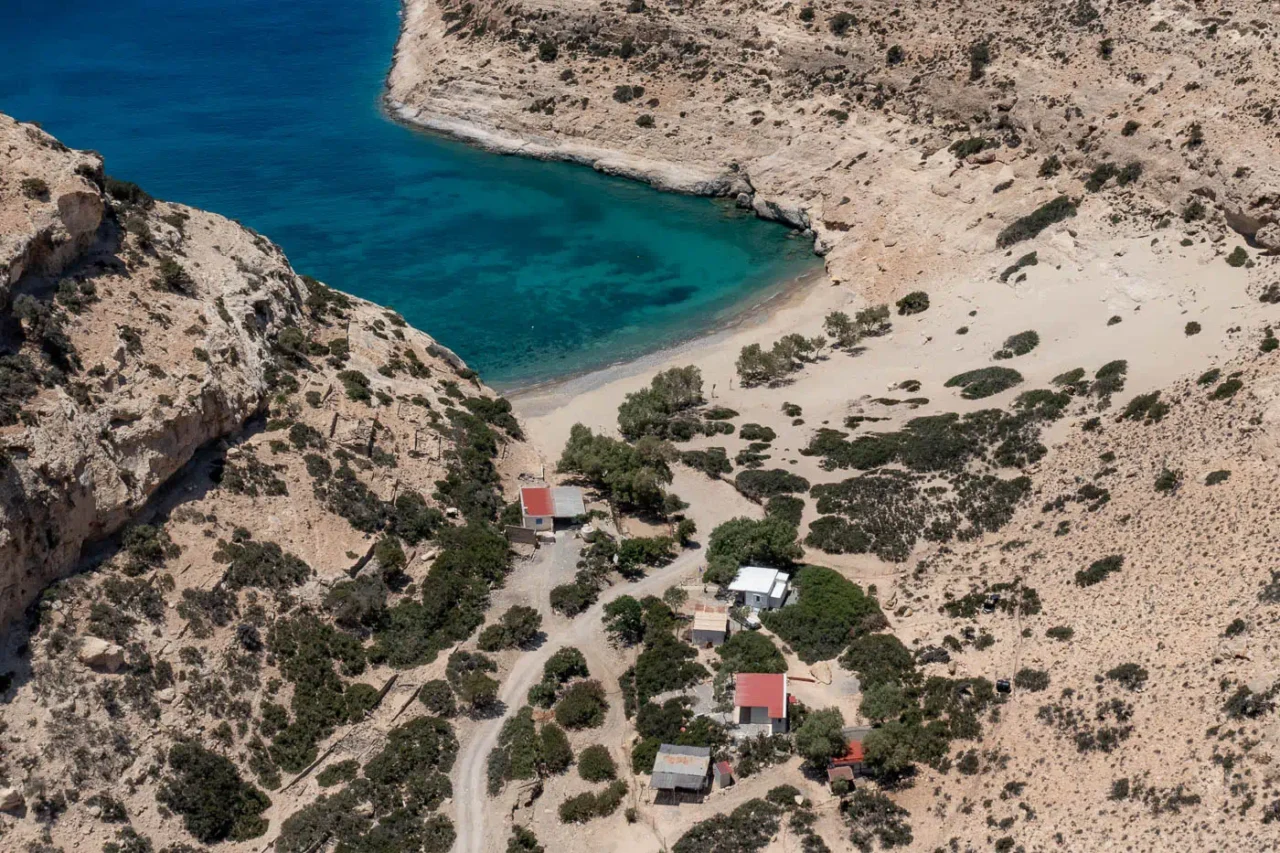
0, 114, 535, 851
389, 0, 1280, 294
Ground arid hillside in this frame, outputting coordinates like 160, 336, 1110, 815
0, 114, 537, 852
382, 2, 1280, 850
390, 0, 1280, 297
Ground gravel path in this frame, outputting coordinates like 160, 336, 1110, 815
452, 539, 702, 853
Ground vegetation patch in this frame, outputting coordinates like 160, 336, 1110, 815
158, 742, 271, 844
996, 195, 1077, 248
761, 566, 882, 663
993, 330, 1039, 360
1076, 554, 1124, 587
945, 366, 1024, 399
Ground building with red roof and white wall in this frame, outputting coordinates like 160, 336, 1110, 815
733, 672, 789, 734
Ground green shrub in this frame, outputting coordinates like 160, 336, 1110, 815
735, 468, 810, 502
154, 256, 196, 295
1154, 468, 1182, 494
764, 494, 804, 527
996, 196, 1076, 248
315, 759, 359, 787
1225, 247, 1249, 267
215, 535, 311, 593
1076, 554, 1124, 587
828, 11, 855, 35
477, 605, 543, 651
761, 566, 881, 663
559, 424, 674, 513
949, 137, 994, 158
843, 789, 913, 850
1185, 321, 1202, 336
703, 516, 802, 585
419, 679, 457, 717
680, 447, 731, 477
1046, 626, 1074, 641
1105, 663, 1148, 691
895, 291, 930, 316
994, 330, 1039, 359
158, 743, 271, 844
739, 423, 777, 442
672, 799, 781, 853
1205, 470, 1230, 486
1210, 378, 1243, 400
968, 40, 991, 79
793, 707, 847, 767
578, 745, 618, 782
507, 826, 544, 853
337, 370, 372, 402
1013, 668, 1050, 692
1119, 391, 1169, 423
999, 252, 1038, 283
20, 176, 50, 199
944, 366, 1023, 399
717, 631, 787, 674
554, 680, 608, 729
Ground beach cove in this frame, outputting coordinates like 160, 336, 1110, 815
0, 0, 817, 388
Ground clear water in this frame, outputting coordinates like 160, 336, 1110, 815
1, 0, 816, 387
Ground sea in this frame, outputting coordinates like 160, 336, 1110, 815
0, 0, 817, 388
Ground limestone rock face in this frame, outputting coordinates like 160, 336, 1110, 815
0, 116, 315, 633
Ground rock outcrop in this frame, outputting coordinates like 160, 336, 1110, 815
0, 114, 535, 853
388, 0, 1280, 297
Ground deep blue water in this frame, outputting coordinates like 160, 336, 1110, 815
1, 0, 815, 387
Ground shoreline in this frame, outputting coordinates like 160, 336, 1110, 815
501, 262, 828, 403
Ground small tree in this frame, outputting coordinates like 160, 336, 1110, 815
603, 596, 646, 645
793, 707, 847, 767
578, 745, 618, 782
419, 679, 457, 717
507, 826, 544, 853
555, 680, 609, 729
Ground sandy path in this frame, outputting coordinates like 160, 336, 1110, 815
454, 545, 704, 853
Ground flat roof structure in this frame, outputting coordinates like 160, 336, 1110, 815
727, 565, 785, 595
551, 486, 586, 518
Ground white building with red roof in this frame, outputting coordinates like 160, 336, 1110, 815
733, 672, 789, 734
518, 485, 586, 530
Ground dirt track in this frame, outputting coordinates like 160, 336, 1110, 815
453, 538, 704, 853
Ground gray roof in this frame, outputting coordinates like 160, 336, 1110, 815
650, 744, 711, 790
551, 487, 586, 518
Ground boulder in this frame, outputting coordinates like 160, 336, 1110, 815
78, 637, 126, 673
1255, 223, 1280, 254
0, 787, 24, 813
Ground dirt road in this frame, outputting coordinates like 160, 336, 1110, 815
452, 541, 703, 853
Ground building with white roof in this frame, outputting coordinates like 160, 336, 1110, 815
726, 565, 790, 611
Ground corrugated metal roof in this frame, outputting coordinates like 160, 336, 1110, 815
551, 486, 586, 518
520, 486, 553, 517
734, 673, 787, 718
651, 771, 707, 791
651, 744, 712, 790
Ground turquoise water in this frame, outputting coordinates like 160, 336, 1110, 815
1, 0, 815, 387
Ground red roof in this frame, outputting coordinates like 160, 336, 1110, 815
734, 673, 786, 718
714, 761, 733, 776
832, 740, 864, 766
520, 486, 553, 517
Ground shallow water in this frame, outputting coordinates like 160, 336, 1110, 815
2, 0, 816, 387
